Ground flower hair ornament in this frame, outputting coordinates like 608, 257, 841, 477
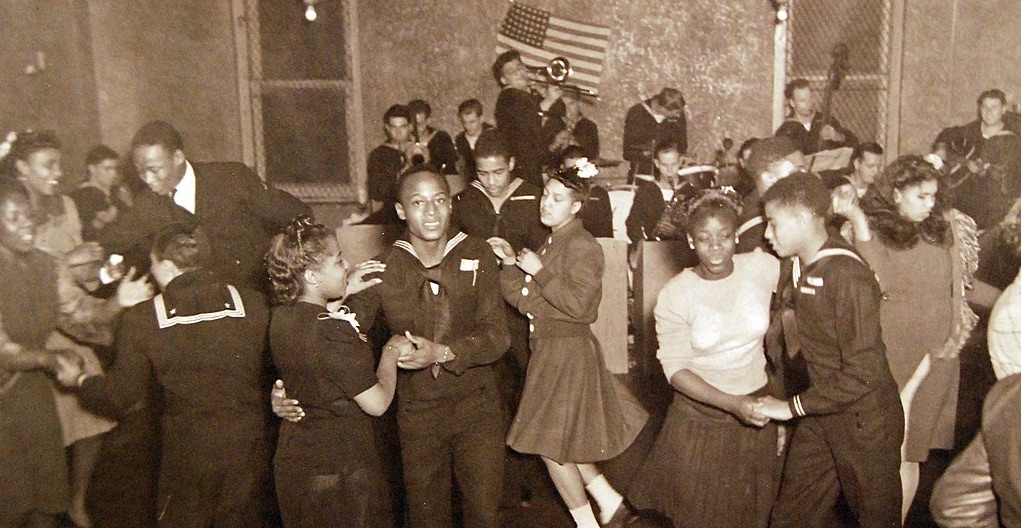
574, 157, 599, 179
923, 153, 945, 171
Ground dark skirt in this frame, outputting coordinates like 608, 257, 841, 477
274, 419, 393, 528
629, 388, 781, 528
0, 372, 68, 526
507, 332, 648, 464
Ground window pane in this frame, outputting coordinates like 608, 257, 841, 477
262, 87, 349, 184
258, 0, 347, 80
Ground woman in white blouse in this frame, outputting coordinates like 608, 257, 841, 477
629, 187, 782, 528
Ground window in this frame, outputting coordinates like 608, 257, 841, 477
232, 0, 365, 203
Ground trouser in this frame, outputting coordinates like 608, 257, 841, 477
770, 392, 904, 528
157, 419, 273, 528
398, 382, 505, 528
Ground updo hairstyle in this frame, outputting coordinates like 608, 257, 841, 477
266, 215, 335, 306
548, 163, 593, 206
683, 187, 743, 231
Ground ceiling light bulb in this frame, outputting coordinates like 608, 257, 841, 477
305, 4, 317, 22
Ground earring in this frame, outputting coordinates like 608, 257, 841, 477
735, 236, 740, 245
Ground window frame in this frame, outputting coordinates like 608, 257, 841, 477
231, 0, 366, 203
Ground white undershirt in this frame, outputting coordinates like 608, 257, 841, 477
172, 161, 197, 214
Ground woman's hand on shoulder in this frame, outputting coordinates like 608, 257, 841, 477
345, 260, 386, 296
116, 267, 155, 308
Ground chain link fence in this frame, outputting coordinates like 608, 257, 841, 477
786, 0, 892, 145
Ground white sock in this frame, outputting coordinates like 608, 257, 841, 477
585, 474, 624, 524
569, 503, 600, 528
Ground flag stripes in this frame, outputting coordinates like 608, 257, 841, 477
495, 1, 609, 95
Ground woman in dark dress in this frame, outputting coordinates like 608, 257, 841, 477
266, 216, 398, 528
834, 154, 1000, 519
489, 161, 647, 528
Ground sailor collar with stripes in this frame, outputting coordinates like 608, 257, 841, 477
469, 178, 533, 213
393, 231, 480, 287
393, 231, 469, 264
151, 271, 247, 329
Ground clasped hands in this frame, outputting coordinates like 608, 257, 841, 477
728, 395, 794, 427
51, 349, 86, 388
389, 331, 452, 371
269, 330, 452, 423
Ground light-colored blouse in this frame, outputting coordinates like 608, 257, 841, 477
654, 250, 779, 395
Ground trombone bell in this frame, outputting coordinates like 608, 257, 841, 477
525, 56, 597, 98
546, 57, 572, 84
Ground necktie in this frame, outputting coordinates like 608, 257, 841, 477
417, 267, 451, 379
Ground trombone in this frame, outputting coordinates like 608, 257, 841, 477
524, 57, 598, 98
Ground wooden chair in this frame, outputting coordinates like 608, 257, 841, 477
632, 240, 695, 375
594, 238, 630, 374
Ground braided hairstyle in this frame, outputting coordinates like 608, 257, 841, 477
859, 154, 950, 249
682, 186, 743, 233
265, 215, 335, 306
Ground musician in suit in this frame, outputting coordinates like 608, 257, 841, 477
493, 50, 565, 189
560, 146, 613, 238
933, 89, 1021, 230
99, 120, 311, 293
775, 78, 858, 156
821, 142, 884, 197
454, 99, 494, 178
622, 88, 688, 183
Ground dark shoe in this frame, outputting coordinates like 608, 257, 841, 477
602, 500, 638, 527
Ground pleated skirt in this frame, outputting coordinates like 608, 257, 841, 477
629, 388, 781, 528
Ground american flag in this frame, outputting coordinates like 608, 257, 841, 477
496, 1, 610, 96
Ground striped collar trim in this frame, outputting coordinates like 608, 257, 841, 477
393, 231, 468, 264
736, 216, 764, 237
153, 284, 246, 329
